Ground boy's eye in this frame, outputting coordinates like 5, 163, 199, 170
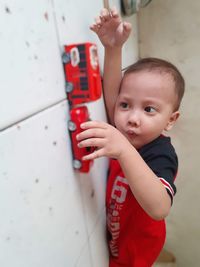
120, 102, 129, 109
144, 106, 156, 113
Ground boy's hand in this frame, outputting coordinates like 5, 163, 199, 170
90, 7, 132, 48
76, 121, 131, 161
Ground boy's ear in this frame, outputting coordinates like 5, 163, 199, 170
165, 111, 180, 131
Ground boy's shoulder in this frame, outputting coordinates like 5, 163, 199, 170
139, 135, 178, 197
138, 135, 178, 177
138, 135, 177, 159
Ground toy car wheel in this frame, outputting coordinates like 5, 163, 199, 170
73, 159, 82, 170
62, 52, 71, 64
65, 82, 73, 93
68, 120, 77, 131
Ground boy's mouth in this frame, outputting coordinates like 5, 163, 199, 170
126, 129, 139, 136
126, 130, 139, 140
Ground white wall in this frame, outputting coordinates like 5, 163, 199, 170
0, 1, 138, 266
138, 1, 200, 266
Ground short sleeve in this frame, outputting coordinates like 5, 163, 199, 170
139, 136, 178, 201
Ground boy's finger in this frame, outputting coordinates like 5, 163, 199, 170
123, 22, 132, 33
90, 24, 99, 33
78, 137, 104, 149
95, 16, 102, 26
100, 8, 110, 21
80, 120, 107, 129
110, 6, 119, 18
82, 148, 104, 161
76, 128, 105, 141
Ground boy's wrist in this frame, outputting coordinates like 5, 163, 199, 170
105, 46, 122, 53
118, 141, 135, 162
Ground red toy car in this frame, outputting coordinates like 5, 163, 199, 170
68, 106, 94, 172
62, 42, 102, 106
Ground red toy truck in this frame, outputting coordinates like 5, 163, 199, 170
68, 106, 94, 172
62, 43, 102, 106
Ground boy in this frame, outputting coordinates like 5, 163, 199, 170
76, 7, 185, 267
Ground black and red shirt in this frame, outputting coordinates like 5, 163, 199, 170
106, 135, 178, 267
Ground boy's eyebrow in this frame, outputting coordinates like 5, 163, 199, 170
117, 96, 131, 102
118, 94, 131, 100
118, 94, 166, 106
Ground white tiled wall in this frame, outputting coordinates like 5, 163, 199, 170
0, 0, 138, 266
0, 102, 92, 267
0, 0, 65, 130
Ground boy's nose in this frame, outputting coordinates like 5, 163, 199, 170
127, 112, 141, 127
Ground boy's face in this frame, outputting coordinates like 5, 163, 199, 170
114, 71, 179, 149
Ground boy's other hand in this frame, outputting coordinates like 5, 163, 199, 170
90, 7, 132, 48
76, 121, 131, 161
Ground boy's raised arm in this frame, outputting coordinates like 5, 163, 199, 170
90, 8, 132, 124
103, 46, 122, 124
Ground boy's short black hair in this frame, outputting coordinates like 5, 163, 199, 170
123, 57, 185, 111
